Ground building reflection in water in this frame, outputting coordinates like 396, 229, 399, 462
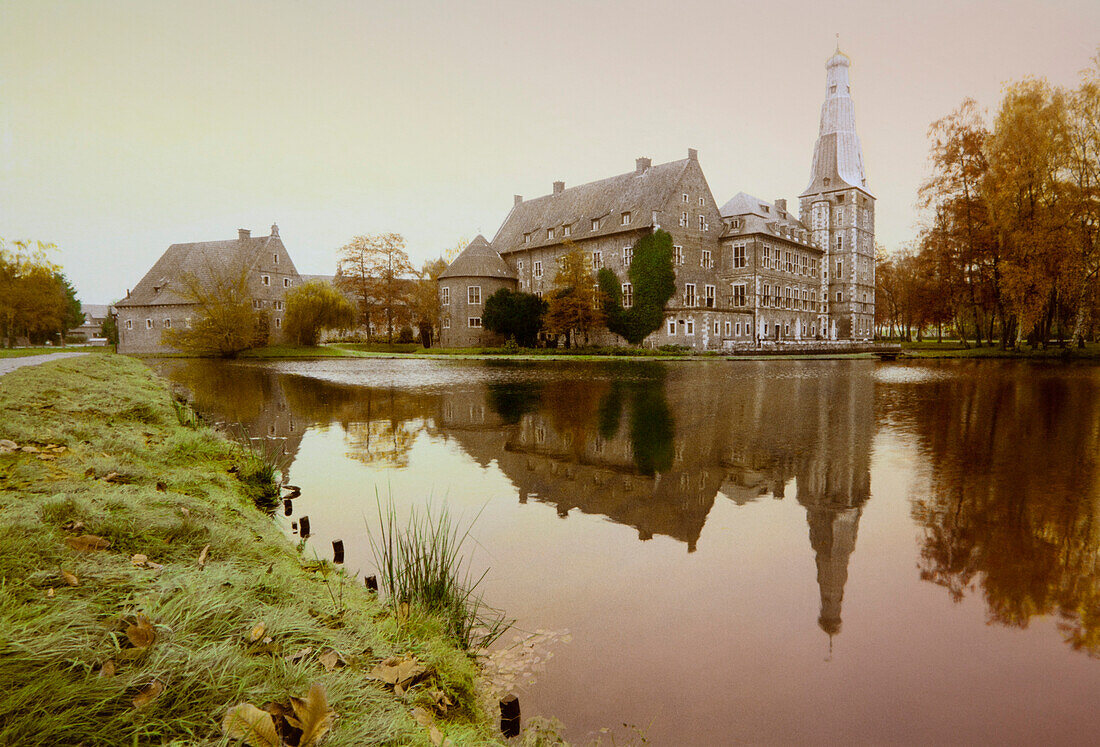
150, 359, 874, 640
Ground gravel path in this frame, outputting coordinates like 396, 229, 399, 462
0, 352, 88, 377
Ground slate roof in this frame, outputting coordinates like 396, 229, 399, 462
438, 235, 516, 280
719, 192, 816, 247
802, 48, 870, 197
491, 157, 692, 253
117, 232, 289, 308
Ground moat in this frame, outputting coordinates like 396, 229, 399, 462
148, 357, 1100, 744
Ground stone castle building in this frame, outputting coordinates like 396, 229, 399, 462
439, 47, 874, 350
116, 225, 300, 354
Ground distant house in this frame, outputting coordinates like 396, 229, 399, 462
71, 303, 112, 343
115, 225, 300, 354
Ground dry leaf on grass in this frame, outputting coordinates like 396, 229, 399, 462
98, 660, 115, 678
20, 444, 39, 453
431, 690, 454, 712
249, 622, 266, 642
103, 471, 131, 484
83, 467, 95, 478
286, 683, 334, 747
65, 534, 110, 552
317, 649, 344, 672
61, 569, 79, 587
222, 702, 280, 747
126, 614, 157, 650
46, 587, 54, 598
429, 725, 446, 746
62, 519, 85, 531
132, 679, 164, 708
367, 656, 427, 695
198, 544, 210, 569
285, 646, 313, 664
0, 439, 18, 453
156, 481, 167, 492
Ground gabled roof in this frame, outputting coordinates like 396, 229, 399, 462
117, 231, 292, 307
492, 157, 693, 253
719, 192, 816, 247
438, 235, 516, 280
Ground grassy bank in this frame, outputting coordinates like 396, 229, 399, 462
900, 340, 1100, 359
0, 355, 502, 745
0, 346, 111, 359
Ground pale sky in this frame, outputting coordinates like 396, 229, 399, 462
1, 0, 1097, 304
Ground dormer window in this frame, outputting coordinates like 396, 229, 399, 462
563, 224, 571, 237
621, 212, 631, 226
591, 218, 599, 231
547, 228, 554, 240
733, 219, 741, 229
524, 233, 531, 244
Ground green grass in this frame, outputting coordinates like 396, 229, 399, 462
899, 340, 1100, 359
0, 346, 110, 359
0, 355, 502, 745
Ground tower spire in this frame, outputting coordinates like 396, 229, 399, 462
801, 44, 867, 196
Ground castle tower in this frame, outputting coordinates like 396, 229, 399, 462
800, 44, 875, 341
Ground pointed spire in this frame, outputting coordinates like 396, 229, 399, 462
802, 43, 868, 196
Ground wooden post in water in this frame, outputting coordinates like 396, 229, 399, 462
365, 575, 378, 592
283, 499, 293, 516
500, 694, 520, 737
299, 516, 310, 538
332, 539, 344, 563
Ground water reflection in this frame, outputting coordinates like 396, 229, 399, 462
887, 363, 1100, 656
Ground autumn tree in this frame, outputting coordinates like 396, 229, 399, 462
597, 229, 677, 344
482, 288, 547, 347
335, 233, 416, 343
1064, 52, 1100, 346
0, 238, 73, 347
411, 257, 448, 347
283, 280, 357, 346
544, 241, 604, 347
162, 262, 265, 357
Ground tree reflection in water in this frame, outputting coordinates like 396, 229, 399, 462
894, 363, 1100, 656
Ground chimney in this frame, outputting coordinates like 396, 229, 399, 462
775, 199, 787, 213
553, 181, 565, 195
514, 194, 523, 206
635, 157, 651, 175
688, 148, 698, 162
270, 223, 279, 237
238, 228, 251, 240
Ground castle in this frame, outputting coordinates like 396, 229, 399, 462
439, 47, 874, 350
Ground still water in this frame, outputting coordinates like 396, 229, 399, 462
148, 357, 1100, 744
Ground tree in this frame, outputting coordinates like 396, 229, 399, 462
100, 309, 119, 346
482, 288, 548, 346
57, 273, 84, 340
411, 257, 448, 347
0, 238, 70, 347
597, 229, 677, 344
544, 241, 604, 347
283, 280, 357, 346
162, 262, 265, 357
335, 233, 415, 343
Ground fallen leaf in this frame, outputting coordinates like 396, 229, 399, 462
412, 706, 433, 727
46, 587, 55, 598
104, 471, 130, 484
61, 569, 79, 587
318, 648, 343, 672
65, 534, 111, 552
131, 554, 148, 566
63, 519, 85, 531
429, 725, 445, 745
249, 622, 266, 642
432, 690, 454, 711
83, 467, 95, 478
367, 657, 427, 690
132, 680, 164, 708
286, 683, 334, 747
222, 702, 280, 747
180, 507, 190, 518
285, 646, 313, 664
37, 453, 56, 461
20, 445, 39, 453
98, 660, 115, 678
126, 614, 156, 650
0, 438, 18, 452
156, 481, 167, 492
198, 544, 210, 569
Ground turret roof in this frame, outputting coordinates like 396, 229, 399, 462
438, 235, 516, 280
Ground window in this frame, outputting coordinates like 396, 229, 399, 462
733, 243, 746, 268
731, 284, 746, 307
517, 260, 524, 273
592, 284, 602, 309
698, 197, 704, 206
725, 320, 731, 336
836, 291, 843, 303
680, 211, 688, 226
698, 215, 706, 230
262, 275, 270, 286
686, 319, 694, 335
784, 323, 790, 336
441, 287, 450, 305
275, 317, 282, 328
763, 246, 771, 269
591, 218, 599, 231
468, 286, 481, 304
592, 251, 602, 269
622, 283, 633, 308
837, 194, 845, 203
442, 317, 450, 329
283, 278, 290, 288
145, 319, 152, 329
622, 247, 633, 266
746, 321, 752, 336
704, 285, 715, 308
547, 228, 554, 240
701, 249, 713, 269
713, 321, 720, 334
274, 253, 279, 264
525, 233, 531, 244
763, 322, 769, 336
830, 84, 837, 94
836, 259, 842, 279
682, 193, 689, 203
668, 318, 676, 335
674, 245, 684, 265
836, 235, 843, 252
735, 321, 742, 336
534, 260, 542, 278
468, 317, 482, 328
733, 218, 741, 229
563, 224, 571, 237
786, 251, 793, 273
621, 212, 631, 225
186, 318, 192, 328
274, 300, 284, 310
684, 283, 697, 307
125, 319, 133, 330
811, 323, 816, 336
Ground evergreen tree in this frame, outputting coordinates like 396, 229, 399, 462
482, 288, 547, 347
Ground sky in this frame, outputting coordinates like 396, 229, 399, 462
1, 0, 1098, 304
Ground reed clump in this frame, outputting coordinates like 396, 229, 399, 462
368, 501, 512, 652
